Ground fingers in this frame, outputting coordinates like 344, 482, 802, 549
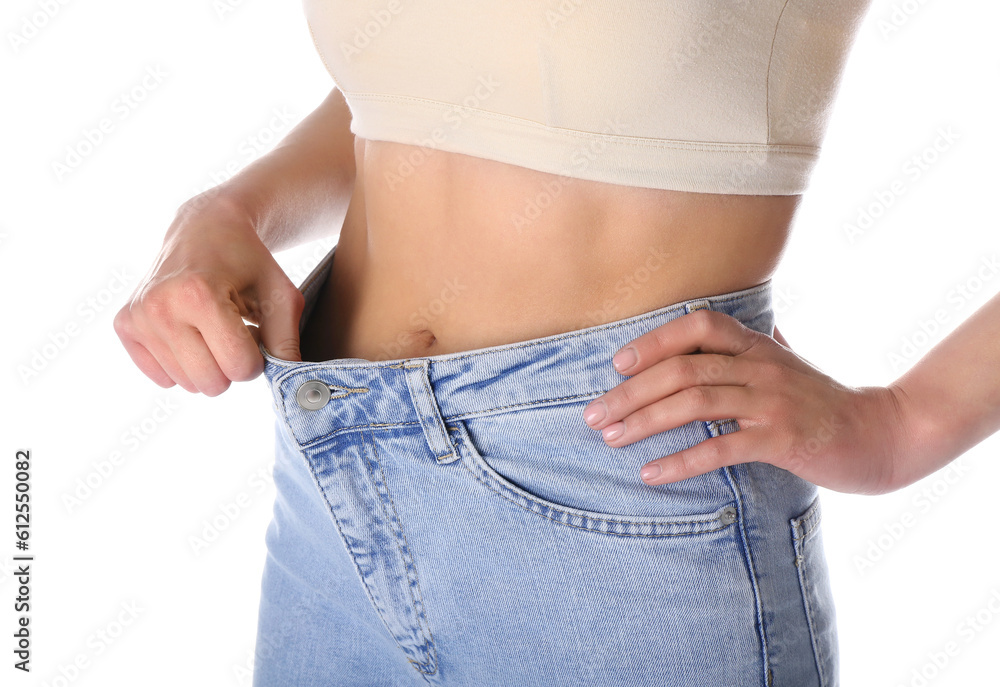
115, 332, 177, 389
610, 309, 761, 376
584, 353, 753, 432
772, 324, 790, 349
257, 284, 305, 362
639, 428, 763, 485
117, 298, 233, 396
115, 306, 197, 391
191, 295, 265, 384
595, 385, 754, 447
114, 274, 302, 396
160, 325, 232, 396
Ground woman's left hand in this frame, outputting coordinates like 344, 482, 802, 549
581, 309, 915, 495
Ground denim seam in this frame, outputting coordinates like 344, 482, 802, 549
722, 465, 772, 687
442, 391, 600, 419
792, 497, 826, 686
451, 426, 734, 538
295, 446, 412, 673
793, 499, 822, 543
412, 361, 455, 463
296, 421, 423, 450
460, 457, 734, 538
796, 547, 826, 687
292, 397, 604, 449
419, 295, 760, 363
263, 281, 769, 372
270, 398, 303, 456
363, 430, 439, 676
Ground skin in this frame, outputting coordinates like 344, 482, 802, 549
300, 135, 796, 364
115, 87, 1000, 495
584, 289, 1000, 493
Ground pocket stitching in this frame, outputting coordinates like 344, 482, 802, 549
299, 430, 440, 676
361, 431, 439, 675
797, 549, 827, 687
450, 421, 736, 538
791, 498, 830, 687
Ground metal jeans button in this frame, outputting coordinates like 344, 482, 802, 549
296, 380, 331, 410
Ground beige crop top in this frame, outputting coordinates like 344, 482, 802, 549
303, 0, 872, 195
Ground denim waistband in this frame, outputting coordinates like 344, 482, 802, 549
260, 244, 775, 451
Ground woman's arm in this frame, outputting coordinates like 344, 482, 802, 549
886, 289, 1000, 489
180, 86, 357, 252
580, 289, 1000, 494
114, 87, 356, 395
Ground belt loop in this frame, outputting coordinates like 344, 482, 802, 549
685, 298, 711, 314
685, 297, 733, 439
401, 359, 461, 465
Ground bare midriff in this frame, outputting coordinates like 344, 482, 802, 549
299, 137, 800, 363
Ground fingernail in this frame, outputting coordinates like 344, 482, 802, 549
612, 347, 637, 372
640, 463, 662, 482
602, 421, 624, 441
583, 400, 606, 426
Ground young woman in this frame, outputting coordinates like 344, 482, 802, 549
114, 2, 1000, 685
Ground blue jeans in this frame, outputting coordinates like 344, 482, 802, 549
253, 244, 838, 686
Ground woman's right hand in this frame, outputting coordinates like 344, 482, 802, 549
113, 194, 305, 396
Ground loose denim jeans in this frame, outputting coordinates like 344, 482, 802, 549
253, 243, 838, 686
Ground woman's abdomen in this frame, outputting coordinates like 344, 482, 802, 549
300, 137, 799, 363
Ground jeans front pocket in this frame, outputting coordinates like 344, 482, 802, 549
433, 402, 769, 685
791, 497, 839, 687
301, 428, 439, 678
447, 399, 741, 538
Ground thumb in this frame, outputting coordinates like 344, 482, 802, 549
772, 324, 791, 350
258, 285, 303, 362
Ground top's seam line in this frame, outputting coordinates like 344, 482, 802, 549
345, 91, 818, 155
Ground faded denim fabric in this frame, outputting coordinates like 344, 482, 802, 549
252, 244, 838, 687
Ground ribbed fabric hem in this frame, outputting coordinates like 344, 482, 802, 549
346, 91, 818, 196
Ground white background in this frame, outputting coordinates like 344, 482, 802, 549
2, 1, 999, 685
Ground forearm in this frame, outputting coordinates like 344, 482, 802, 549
178, 87, 357, 253
889, 288, 1000, 487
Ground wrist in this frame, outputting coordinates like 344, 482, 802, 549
172, 188, 260, 240
882, 380, 951, 490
